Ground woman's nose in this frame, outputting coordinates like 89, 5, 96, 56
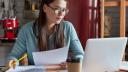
58, 11, 66, 16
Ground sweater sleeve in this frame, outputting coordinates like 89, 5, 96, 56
67, 22, 84, 60
8, 25, 27, 61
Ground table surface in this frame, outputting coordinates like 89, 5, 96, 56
1, 61, 128, 72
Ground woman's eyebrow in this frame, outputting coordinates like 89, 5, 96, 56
53, 5, 66, 8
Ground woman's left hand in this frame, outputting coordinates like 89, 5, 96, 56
44, 62, 67, 72
59, 62, 67, 69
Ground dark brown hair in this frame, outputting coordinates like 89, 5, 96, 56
33, 0, 67, 51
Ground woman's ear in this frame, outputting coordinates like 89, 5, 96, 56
43, 4, 47, 12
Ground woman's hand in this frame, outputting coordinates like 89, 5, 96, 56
59, 62, 67, 69
44, 62, 67, 71
8, 60, 17, 69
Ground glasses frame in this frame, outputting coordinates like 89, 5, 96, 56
47, 5, 69, 15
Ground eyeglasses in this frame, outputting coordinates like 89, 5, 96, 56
47, 5, 69, 15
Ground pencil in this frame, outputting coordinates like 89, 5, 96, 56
17, 54, 27, 62
12, 54, 27, 65
11, 54, 27, 68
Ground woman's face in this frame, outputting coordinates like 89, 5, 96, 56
43, 0, 67, 24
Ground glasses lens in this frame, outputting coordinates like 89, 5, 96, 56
47, 5, 69, 15
55, 8, 69, 14
55, 9, 60, 14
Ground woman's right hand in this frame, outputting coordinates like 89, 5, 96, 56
8, 60, 17, 69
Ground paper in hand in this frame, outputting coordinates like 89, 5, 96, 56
32, 47, 69, 65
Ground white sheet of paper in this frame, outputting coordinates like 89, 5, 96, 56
32, 47, 69, 65
6, 66, 45, 72
6, 66, 68, 72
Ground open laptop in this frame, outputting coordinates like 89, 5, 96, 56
82, 37, 127, 72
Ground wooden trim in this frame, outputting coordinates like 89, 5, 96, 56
126, 1, 128, 6
104, 1, 119, 7
101, 0, 105, 38
104, 1, 128, 7
120, 0, 126, 37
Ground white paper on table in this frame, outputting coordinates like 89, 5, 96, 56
6, 65, 45, 72
6, 66, 68, 72
32, 46, 69, 65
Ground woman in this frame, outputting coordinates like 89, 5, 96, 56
8, 0, 84, 69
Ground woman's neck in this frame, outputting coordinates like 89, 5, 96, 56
48, 23, 55, 30
47, 23, 56, 35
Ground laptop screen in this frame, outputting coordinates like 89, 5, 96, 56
82, 37, 127, 72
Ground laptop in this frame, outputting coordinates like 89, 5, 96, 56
82, 37, 127, 72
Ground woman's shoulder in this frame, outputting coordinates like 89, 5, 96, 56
19, 21, 34, 33
22, 21, 34, 28
63, 21, 74, 28
20, 21, 34, 30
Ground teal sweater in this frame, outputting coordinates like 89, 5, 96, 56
9, 21, 84, 65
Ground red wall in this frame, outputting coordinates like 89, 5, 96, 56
65, 0, 89, 48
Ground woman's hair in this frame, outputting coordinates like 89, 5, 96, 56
33, 0, 67, 51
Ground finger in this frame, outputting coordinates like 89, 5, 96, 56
12, 61, 16, 69
9, 60, 16, 69
9, 60, 13, 68
60, 63, 67, 69
61, 62, 67, 67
